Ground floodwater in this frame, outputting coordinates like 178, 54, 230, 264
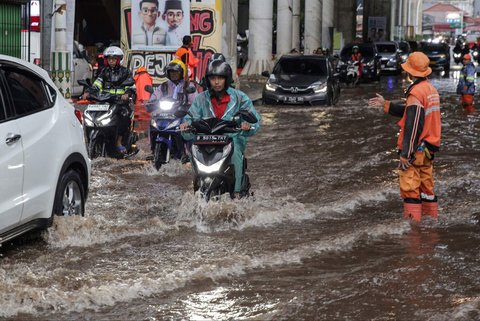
1, 70, 480, 321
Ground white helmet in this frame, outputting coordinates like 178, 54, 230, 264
103, 46, 124, 65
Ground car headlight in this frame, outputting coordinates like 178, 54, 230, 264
474, 52, 479, 57
439, 54, 446, 59
265, 82, 278, 92
311, 83, 327, 93
159, 101, 175, 111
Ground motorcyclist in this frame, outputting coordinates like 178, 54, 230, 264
147, 59, 197, 161
350, 45, 363, 78
179, 54, 261, 199
82, 46, 136, 154
457, 53, 476, 113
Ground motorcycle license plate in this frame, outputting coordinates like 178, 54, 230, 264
154, 112, 174, 119
196, 135, 228, 143
285, 96, 304, 104
87, 104, 110, 111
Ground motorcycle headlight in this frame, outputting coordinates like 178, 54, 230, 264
454, 53, 461, 58
100, 118, 111, 126
150, 118, 157, 128
265, 82, 278, 92
97, 109, 113, 121
166, 118, 181, 130
474, 52, 478, 57
159, 101, 175, 111
366, 60, 374, 67
84, 118, 93, 126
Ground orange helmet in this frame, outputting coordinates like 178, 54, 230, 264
463, 53, 472, 60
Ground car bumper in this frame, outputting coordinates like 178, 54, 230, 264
262, 90, 329, 105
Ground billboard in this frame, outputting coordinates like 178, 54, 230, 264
121, 0, 222, 84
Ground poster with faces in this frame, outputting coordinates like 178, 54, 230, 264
131, 0, 190, 51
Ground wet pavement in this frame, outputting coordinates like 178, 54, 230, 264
1, 70, 480, 321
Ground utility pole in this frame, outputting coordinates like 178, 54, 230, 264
40, 0, 53, 72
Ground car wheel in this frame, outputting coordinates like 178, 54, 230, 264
326, 90, 333, 106
52, 169, 85, 218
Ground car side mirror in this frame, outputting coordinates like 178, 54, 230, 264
261, 70, 270, 77
234, 109, 258, 124
144, 85, 154, 94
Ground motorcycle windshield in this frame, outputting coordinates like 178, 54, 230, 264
192, 118, 237, 134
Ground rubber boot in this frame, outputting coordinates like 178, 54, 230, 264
403, 203, 422, 222
422, 201, 438, 218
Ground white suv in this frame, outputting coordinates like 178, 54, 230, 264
0, 55, 90, 244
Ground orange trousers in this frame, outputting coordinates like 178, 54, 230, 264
399, 150, 435, 200
461, 94, 476, 113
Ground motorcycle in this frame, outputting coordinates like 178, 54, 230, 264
175, 109, 258, 201
144, 85, 196, 170
345, 60, 360, 86
336, 60, 360, 87
78, 79, 138, 159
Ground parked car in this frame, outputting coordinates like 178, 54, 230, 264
339, 43, 381, 81
261, 55, 340, 106
398, 41, 411, 63
419, 41, 450, 72
374, 41, 402, 74
0, 54, 90, 245
72, 41, 93, 98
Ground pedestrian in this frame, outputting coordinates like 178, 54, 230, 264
457, 53, 476, 113
175, 35, 199, 80
368, 52, 441, 222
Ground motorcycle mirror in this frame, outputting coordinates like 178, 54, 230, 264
78, 79, 90, 87
144, 85, 154, 94
185, 85, 196, 94
174, 109, 191, 118
234, 110, 258, 124
123, 79, 135, 87
261, 71, 270, 77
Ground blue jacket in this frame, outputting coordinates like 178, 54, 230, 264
457, 62, 476, 95
183, 87, 261, 139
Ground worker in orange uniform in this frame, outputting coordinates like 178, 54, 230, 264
133, 66, 153, 132
368, 52, 441, 222
175, 35, 199, 81
457, 53, 476, 113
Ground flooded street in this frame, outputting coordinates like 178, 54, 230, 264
2, 71, 480, 321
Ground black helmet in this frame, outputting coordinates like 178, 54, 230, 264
205, 53, 233, 88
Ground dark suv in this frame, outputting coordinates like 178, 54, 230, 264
339, 43, 381, 81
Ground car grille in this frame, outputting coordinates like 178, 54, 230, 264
277, 85, 313, 95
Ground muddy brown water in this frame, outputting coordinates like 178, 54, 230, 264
1, 71, 480, 321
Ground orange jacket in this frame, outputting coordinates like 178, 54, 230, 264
133, 66, 152, 104
175, 46, 199, 80
396, 80, 441, 157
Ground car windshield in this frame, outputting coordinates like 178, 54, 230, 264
274, 58, 327, 76
421, 43, 445, 52
376, 44, 396, 53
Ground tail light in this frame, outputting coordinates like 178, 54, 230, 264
74, 109, 83, 124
